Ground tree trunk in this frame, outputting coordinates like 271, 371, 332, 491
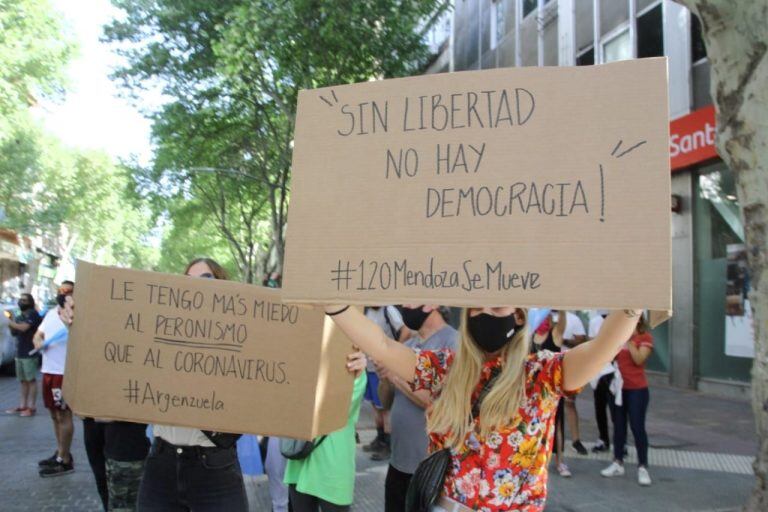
676, 1, 768, 510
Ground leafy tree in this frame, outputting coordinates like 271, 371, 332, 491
675, 1, 767, 509
104, 0, 450, 280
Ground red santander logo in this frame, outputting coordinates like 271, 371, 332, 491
670, 105, 718, 171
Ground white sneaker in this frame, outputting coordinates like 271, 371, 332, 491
601, 461, 625, 477
638, 466, 652, 486
557, 462, 572, 477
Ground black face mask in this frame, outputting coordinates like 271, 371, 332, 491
18, 301, 32, 311
468, 313, 523, 353
398, 305, 431, 331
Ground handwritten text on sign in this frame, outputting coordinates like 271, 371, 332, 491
65, 262, 352, 438
283, 59, 671, 310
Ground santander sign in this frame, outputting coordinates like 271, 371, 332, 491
670, 105, 718, 171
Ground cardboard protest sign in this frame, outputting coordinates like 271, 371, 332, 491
283, 58, 672, 316
64, 261, 354, 440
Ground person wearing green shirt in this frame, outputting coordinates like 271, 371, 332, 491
284, 353, 368, 511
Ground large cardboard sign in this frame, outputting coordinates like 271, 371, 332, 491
283, 58, 671, 312
64, 261, 353, 440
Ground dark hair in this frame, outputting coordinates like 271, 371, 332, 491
436, 306, 452, 323
61, 280, 75, 287
20, 293, 35, 307
636, 313, 648, 334
184, 258, 229, 280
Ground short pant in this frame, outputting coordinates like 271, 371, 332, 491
15, 357, 39, 382
42, 373, 68, 410
364, 370, 383, 408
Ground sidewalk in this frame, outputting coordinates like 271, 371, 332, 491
0, 373, 757, 511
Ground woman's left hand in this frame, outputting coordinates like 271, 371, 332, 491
346, 350, 367, 377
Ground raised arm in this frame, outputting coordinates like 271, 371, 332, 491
552, 310, 566, 347
562, 309, 641, 391
627, 340, 652, 365
326, 306, 418, 382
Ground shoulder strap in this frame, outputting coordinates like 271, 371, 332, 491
471, 367, 502, 420
201, 430, 241, 449
382, 306, 399, 339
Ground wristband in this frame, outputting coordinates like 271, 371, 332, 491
326, 306, 350, 316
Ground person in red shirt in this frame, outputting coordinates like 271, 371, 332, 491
325, 305, 641, 511
601, 314, 654, 486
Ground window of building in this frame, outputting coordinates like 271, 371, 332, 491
691, 13, 708, 63
577, 47, 594, 66
523, 0, 551, 18
637, 3, 663, 58
695, 164, 754, 378
602, 27, 631, 62
490, 0, 504, 50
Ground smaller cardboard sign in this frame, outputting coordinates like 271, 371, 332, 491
64, 261, 353, 440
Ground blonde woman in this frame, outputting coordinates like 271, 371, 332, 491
325, 305, 641, 511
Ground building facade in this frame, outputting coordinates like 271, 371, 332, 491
425, 0, 752, 396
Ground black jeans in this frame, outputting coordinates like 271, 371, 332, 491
83, 418, 109, 511
385, 464, 412, 512
289, 485, 349, 512
137, 438, 247, 512
593, 374, 615, 447
611, 388, 650, 466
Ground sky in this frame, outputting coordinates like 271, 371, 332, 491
37, 0, 155, 165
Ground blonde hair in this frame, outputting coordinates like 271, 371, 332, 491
427, 308, 530, 450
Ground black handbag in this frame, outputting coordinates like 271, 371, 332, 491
279, 436, 327, 460
405, 368, 501, 512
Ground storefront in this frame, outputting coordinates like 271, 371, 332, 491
646, 105, 753, 394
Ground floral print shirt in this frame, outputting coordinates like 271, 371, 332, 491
413, 349, 568, 511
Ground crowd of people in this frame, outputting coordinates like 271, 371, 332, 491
4, 257, 656, 511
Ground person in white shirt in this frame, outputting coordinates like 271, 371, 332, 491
558, 311, 589, 455
361, 306, 409, 460
34, 281, 76, 477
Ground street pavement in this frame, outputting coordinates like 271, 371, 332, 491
0, 371, 756, 511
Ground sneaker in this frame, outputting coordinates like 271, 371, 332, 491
638, 466, 652, 486
370, 444, 391, 461
572, 440, 588, 455
38, 452, 59, 468
557, 463, 572, 477
39, 456, 74, 478
362, 438, 384, 453
20, 407, 36, 417
601, 461, 625, 477
4, 406, 24, 414
592, 441, 609, 453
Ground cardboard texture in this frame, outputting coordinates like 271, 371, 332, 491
283, 58, 672, 316
64, 261, 353, 440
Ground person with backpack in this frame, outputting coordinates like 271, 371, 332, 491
361, 306, 410, 460
323, 305, 641, 511
283, 352, 367, 511
377, 305, 457, 512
